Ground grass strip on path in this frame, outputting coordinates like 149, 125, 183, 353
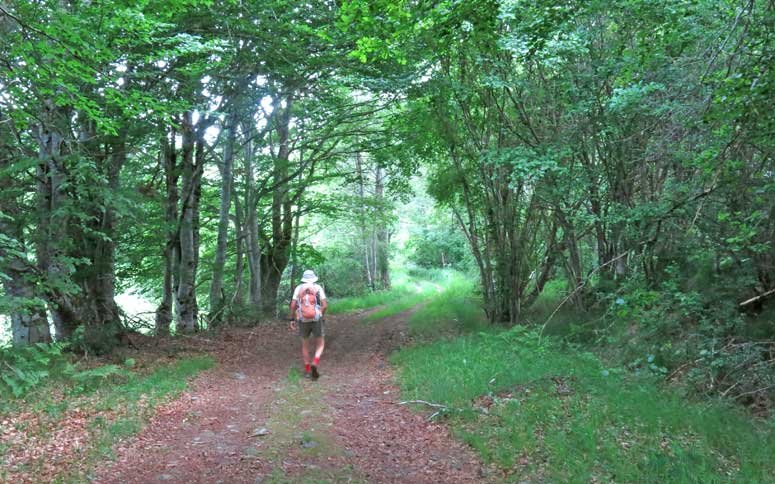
250, 369, 366, 483
392, 311, 775, 482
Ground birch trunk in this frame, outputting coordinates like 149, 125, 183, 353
355, 152, 373, 289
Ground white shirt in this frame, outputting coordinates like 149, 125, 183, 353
292, 283, 327, 303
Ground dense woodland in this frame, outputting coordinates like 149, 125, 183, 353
1, 0, 773, 411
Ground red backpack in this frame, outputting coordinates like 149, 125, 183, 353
298, 283, 321, 322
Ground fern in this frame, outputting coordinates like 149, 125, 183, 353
70, 365, 128, 394
0, 342, 71, 399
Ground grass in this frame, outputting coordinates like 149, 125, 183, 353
406, 274, 488, 338
79, 355, 215, 478
327, 271, 425, 315
361, 280, 439, 322
392, 326, 775, 482
328, 268, 469, 323
520, 279, 605, 338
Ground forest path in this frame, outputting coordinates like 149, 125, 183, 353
93, 307, 487, 483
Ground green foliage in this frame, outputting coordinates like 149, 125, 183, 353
406, 222, 470, 270
327, 267, 480, 324
66, 355, 213, 479
588, 269, 775, 405
315, 246, 371, 298
393, 327, 775, 481
406, 272, 487, 338
361, 281, 437, 323
0, 0, 770, 436
96, 356, 214, 409
341, 0, 775, 414
0, 342, 69, 398
0, 337, 212, 406
69, 364, 128, 395
69, 324, 123, 356
521, 279, 594, 335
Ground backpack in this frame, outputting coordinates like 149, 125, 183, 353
298, 283, 321, 322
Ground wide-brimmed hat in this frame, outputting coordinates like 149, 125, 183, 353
301, 270, 318, 283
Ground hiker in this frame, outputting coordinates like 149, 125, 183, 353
289, 270, 328, 380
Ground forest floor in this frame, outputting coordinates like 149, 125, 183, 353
91, 307, 490, 483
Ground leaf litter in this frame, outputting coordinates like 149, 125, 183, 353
2, 308, 489, 482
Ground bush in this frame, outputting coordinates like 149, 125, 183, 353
316, 250, 370, 297
406, 224, 472, 271
589, 268, 775, 409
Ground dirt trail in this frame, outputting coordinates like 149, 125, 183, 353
93, 308, 488, 483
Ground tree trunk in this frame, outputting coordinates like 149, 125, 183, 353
289, 202, 302, 299
193, 135, 204, 293
83, 133, 125, 335
0, 221, 51, 346
242, 123, 262, 312
232, 176, 245, 307
156, 129, 177, 334
355, 152, 374, 289
556, 209, 585, 308
374, 165, 390, 288
176, 112, 199, 332
35, 102, 125, 347
260, 97, 294, 313
35, 104, 77, 340
208, 112, 237, 323
0, 123, 51, 345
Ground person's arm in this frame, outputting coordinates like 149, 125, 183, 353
318, 285, 328, 316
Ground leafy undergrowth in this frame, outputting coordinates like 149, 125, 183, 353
0, 349, 214, 482
392, 326, 775, 482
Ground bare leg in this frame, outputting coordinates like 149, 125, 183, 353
314, 336, 325, 361
301, 337, 311, 366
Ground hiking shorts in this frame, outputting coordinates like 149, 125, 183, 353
298, 319, 324, 339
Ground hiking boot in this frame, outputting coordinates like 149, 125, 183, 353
311, 365, 319, 380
